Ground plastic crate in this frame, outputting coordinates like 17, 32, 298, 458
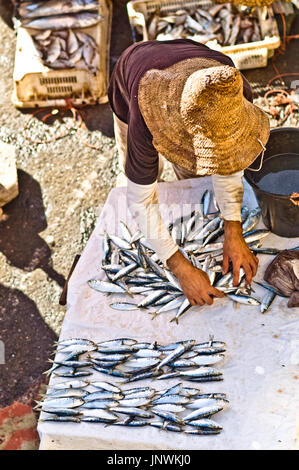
126, 0, 281, 70
12, 0, 112, 108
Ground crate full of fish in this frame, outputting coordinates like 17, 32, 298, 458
126, 0, 280, 70
12, 0, 112, 108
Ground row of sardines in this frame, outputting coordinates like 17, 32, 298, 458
142, 3, 275, 46
88, 190, 297, 320
15, 0, 102, 72
38, 337, 228, 434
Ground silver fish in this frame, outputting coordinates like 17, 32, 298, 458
109, 302, 139, 311
88, 279, 127, 294
40, 397, 84, 409
19, 0, 99, 19
183, 404, 223, 422
23, 12, 103, 30
228, 294, 260, 306
157, 340, 196, 370
260, 290, 276, 313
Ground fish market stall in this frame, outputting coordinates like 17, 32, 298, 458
37, 177, 299, 450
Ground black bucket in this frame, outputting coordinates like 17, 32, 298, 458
244, 127, 299, 238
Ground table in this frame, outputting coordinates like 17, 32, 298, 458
38, 177, 299, 450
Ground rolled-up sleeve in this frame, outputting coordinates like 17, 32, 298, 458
212, 171, 244, 222
126, 178, 179, 263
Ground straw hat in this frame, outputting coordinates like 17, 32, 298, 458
138, 57, 270, 176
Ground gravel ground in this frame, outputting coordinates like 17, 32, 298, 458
0, 0, 298, 410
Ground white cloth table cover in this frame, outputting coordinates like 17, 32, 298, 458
38, 178, 299, 450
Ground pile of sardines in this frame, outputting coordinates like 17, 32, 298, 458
88, 190, 287, 319
32, 29, 99, 71
46, 337, 226, 383
39, 337, 228, 434
145, 3, 266, 46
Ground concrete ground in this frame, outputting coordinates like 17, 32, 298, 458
0, 0, 298, 450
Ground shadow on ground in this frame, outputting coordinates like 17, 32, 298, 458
0, 284, 57, 407
0, 170, 65, 287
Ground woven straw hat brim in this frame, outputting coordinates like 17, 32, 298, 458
138, 58, 270, 176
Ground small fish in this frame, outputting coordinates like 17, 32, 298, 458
81, 400, 119, 409
89, 381, 121, 393
119, 397, 151, 408
152, 409, 183, 424
109, 302, 139, 311
84, 391, 123, 402
88, 279, 127, 294
260, 290, 276, 313
150, 422, 182, 432
48, 379, 90, 390
183, 404, 223, 422
201, 190, 211, 216
152, 394, 190, 406
46, 37, 61, 64
109, 407, 153, 419
40, 407, 82, 416
227, 294, 260, 306
157, 340, 196, 370
186, 418, 223, 430
152, 403, 186, 414
40, 397, 84, 409
23, 12, 103, 30
45, 388, 88, 399
40, 416, 81, 423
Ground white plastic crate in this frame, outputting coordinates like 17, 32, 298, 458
12, 0, 112, 108
126, 0, 281, 70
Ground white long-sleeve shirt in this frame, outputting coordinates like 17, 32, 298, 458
126, 171, 244, 263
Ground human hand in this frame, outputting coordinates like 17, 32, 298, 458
166, 250, 225, 306
222, 220, 259, 286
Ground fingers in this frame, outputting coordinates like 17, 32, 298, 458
222, 254, 229, 275
233, 262, 241, 287
242, 262, 253, 286
209, 285, 226, 298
